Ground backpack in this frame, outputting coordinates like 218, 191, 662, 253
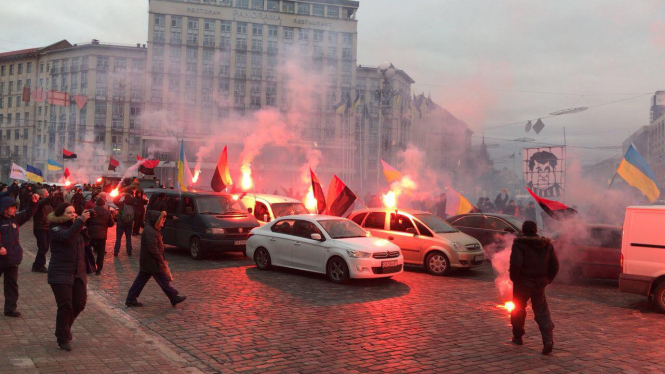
119, 202, 135, 225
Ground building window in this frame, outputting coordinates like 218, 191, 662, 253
202, 79, 213, 105
251, 53, 262, 80
187, 18, 199, 45
342, 47, 352, 59
9, 65, 14, 75
219, 51, 231, 77
266, 82, 276, 106
283, 27, 293, 42
169, 45, 181, 72
218, 79, 230, 102
251, 0, 263, 10
185, 76, 197, 103
26, 62, 32, 73
97, 56, 109, 70
186, 47, 198, 73
327, 6, 339, 18
298, 29, 309, 44
234, 80, 246, 107
0, 66, 4, 76
282, 1, 294, 14
203, 19, 215, 46
266, 0, 278, 11
170, 16, 182, 44
236, 0, 249, 8
18, 63, 23, 74
235, 52, 246, 79
154, 14, 166, 42
220, 20, 231, 49
219, 0, 231, 5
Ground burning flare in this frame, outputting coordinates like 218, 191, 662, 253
241, 164, 253, 191
109, 188, 119, 198
498, 301, 515, 313
96, 177, 102, 183
192, 170, 200, 183
382, 191, 397, 209
304, 187, 317, 213
64, 180, 72, 187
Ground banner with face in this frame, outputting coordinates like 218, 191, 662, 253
523, 146, 565, 198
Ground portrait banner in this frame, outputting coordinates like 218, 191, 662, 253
523, 146, 565, 198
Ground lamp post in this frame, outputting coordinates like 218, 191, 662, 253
374, 61, 398, 188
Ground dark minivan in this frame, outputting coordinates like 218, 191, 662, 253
145, 189, 260, 260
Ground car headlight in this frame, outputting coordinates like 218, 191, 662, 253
451, 242, 463, 251
346, 250, 371, 258
206, 228, 225, 234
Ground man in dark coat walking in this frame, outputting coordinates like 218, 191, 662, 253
494, 188, 509, 213
31, 188, 53, 273
86, 198, 115, 275
509, 220, 559, 355
113, 192, 135, 257
125, 210, 186, 308
0, 194, 39, 317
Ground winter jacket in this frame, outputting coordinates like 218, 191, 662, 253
0, 197, 38, 268
133, 195, 147, 217
494, 193, 509, 213
32, 196, 54, 232
84, 199, 96, 210
0, 183, 18, 199
50, 191, 64, 209
139, 211, 168, 274
509, 235, 559, 286
503, 205, 517, 216
47, 213, 88, 285
86, 206, 115, 240
72, 192, 85, 214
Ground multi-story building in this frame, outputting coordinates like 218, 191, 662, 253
0, 40, 71, 178
144, 0, 359, 187
0, 40, 147, 180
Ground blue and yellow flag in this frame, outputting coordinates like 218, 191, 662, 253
177, 140, 193, 192
47, 159, 63, 171
617, 144, 660, 202
26, 164, 44, 183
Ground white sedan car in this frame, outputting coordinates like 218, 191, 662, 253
246, 215, 404, 283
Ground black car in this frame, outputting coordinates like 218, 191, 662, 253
446, 213, 524, 248
145, 189, 260, 260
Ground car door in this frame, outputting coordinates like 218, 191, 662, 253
388, 213, 421, 263
267, 219, 297, 267
176, 196, 196, 248
162, 194, 180, 245
581, 228, 622, 279
484, 217, 514, 248
290, 220, 327, 272
361, 211, 389, 238
450, 216, 487, 245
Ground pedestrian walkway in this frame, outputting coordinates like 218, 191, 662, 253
0, 230, 198, 373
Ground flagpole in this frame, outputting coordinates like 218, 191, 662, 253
594, 162, 621, 221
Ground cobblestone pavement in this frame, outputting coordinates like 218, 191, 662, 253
7, 222, 665, 373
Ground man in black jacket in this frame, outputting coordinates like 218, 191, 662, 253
31, 188, 53, 273
0, 194, 39, 317
509, 220, 559, 354
86, 198, 115, 275
125, 210, 186, 308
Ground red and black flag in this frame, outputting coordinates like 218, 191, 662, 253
310, 168, 326, 214
62, 148, 77, 159
211, 146, 233, 192
137, 156, 159, 175
64, 167, 70, 179
108, 157, 120, 171
526, 187, 577, 221
326, 175, 357, 217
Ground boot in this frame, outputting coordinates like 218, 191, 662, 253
125, 300, 144, 307
170, 295, 187, 307
542, 341, 553, 355
511, 336, 523, 345
58, 342, 72, 351
4, 311, 21, 318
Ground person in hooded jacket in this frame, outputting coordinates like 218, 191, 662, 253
31, 188, 53, 273
509, 220, 559, 355
132, 190, 147, 236
71, 189, 85, 215
0, 194, 39, 317
113, 192, 136, 257
125, 210, 187, 308
86, 198, 115, 275
47, 203, 91, 351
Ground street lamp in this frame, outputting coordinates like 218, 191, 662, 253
374, 61, 398, 187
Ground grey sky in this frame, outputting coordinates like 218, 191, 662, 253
2, 0, 663, 168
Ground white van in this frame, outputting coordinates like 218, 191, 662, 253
619, 206, 665, 313
241, 194, 309, 225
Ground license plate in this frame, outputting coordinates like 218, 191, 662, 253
475, 255, 484, 262
234, 240, 247, 246
382, 260, 398, 267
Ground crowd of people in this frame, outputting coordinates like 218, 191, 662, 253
0, 179, 186, 352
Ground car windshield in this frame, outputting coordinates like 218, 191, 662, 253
318, 219, 368, 239
415, 213, 459, 233
196, 196, 247, 215
271, 202, 309, 218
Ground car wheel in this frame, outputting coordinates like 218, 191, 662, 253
425, 251, 451, 276
254, 247, 272, 270
190, 237, 205, 260
327, 257, 349, 284
654, 282, 665, 314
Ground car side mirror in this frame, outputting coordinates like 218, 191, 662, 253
310, 233, 322, 241
504, 227, 516, 233
184, 207, 194, 216
406, 227, 417, 235
247, 207, 253, 214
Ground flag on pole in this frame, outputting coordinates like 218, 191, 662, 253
26, 164, 44, 183
526, 187, 577, 221
616, 144, 660, 202
47, 159, 63, 171
326, 175, 357, 216
334, 98, 347, 115
62, 148, 77, 159
351, 92, 361, 110
380, 159, 403, 183
211, 146, 233, 192
138, 157, 159, 175
445, 186, 474, 216
64, 167, 70, 179
177, 140, 194, 191
9, 163, 28, 181
310, 168, 326, 214
108, 157, 119, 171
22, 87, 31, 103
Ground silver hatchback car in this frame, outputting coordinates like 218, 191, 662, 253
348, 208, 484, 275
